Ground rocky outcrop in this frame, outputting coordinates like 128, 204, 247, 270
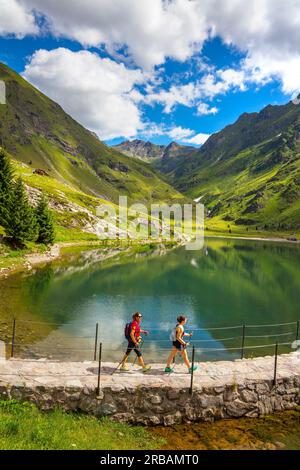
114, 140, 195, 161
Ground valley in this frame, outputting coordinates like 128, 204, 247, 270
0, 62, 300, 278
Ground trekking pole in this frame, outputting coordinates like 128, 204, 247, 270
241, 324, 246, 359
172, 353, 176, 367
111, 354, 126, 375
94, 322, 99, 361
111, 345, 132, 375
189, 345, 195, 395
11, 318, 16, 358
96, 342, 102, 397
273, 342, 278, 386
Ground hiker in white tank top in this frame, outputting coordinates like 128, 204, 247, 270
165, 315, 198, 374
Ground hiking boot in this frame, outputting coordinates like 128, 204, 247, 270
142, 364, 151, 373
164, 367, 174, 373
120, 365, 130, 372
188, 365, 198, 374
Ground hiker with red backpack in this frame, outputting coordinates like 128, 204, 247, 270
120, 312, 151, 373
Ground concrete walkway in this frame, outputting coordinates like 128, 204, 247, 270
0, 352, 299, 390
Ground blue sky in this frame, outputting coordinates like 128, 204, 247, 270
0, 1, 299, 147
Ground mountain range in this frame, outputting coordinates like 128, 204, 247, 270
1, 61, 300, 238
164, 98, 300, 230
114, 139, 195, 162
117, 99, 300, 231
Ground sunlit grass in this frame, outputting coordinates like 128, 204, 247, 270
0, 400, 164, 450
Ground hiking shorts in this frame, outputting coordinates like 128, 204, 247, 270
173, 340, 186, 351
125, 340, 142, 357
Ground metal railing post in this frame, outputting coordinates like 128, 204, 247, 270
241, 324, 246, 359
94, 322, 99, 361
273, 342, 278, 386
11, 318, 16, 358
96, 342, 102, 397
189, 345, 195, 395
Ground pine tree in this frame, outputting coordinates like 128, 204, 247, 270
0, 147, 14, 230
6, 177, 38, 246
35, 194, 55, 245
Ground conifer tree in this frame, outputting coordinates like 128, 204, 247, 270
35, 194, 55, 245
6, 177, 38, 246
0, 147, 14, 230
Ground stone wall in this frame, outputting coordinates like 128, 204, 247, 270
0, 376, 299, 426
0, 354, 299, 426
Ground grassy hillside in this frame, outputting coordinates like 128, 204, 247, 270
1, 61, 299, 244
162, 100, 300, 232
0, 63, 184, 205
0, 153, 182, 274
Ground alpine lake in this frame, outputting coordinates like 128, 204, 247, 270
0, 237, 299, 363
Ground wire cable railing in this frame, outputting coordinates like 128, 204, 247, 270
0, 317, 299, 365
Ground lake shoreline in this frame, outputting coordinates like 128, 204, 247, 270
205, 234, 300, 244
0, 241, 96, 280
0, 233, 299, 281
0, 239, 181, 280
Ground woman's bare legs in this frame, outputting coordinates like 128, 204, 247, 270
166, 347, 178, 368
181, 350, 191, 369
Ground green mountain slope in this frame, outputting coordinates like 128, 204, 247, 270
0, 63, 184, 205
163, 99, 300, 230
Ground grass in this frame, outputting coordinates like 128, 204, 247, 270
1, 400, 299, 451
0, 400, 164, 450
205, 218, 300, 240
0, 238, 48, 271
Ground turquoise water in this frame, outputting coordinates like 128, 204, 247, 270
0, 238, 299, 362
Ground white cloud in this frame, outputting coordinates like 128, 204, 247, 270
0, 0, 37, 37
2, 1, 300, 95
242, 53, 300, 96
139, 124, 209, 146
197, 103, 218, 116
145, 82, 199, 113
23, 48, 146, 140
144, 68, 248, 113
167, 126, 194, 140
182, 133, 211, 146
19, 0, 300, 94
205, 0, 300, 95
23, 0, 207, 70
3, 0, 300, 142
